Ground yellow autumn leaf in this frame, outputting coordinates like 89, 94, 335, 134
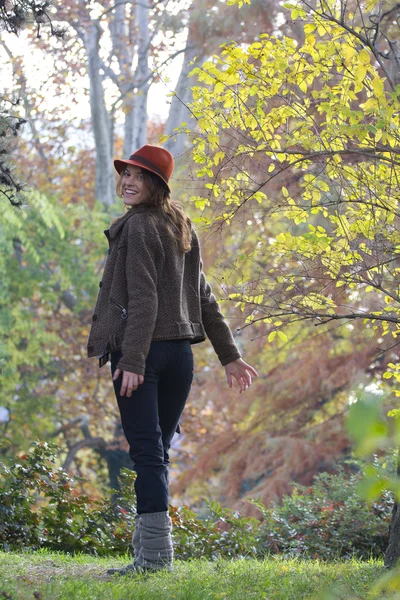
354, 65, 367, 84
372, 77, 384, 97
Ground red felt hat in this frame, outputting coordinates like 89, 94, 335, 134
114, 145, 174, 192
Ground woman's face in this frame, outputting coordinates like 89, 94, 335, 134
121, 165, 150, 206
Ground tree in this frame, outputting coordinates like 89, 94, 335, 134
0, 0, 63, 206
44, 0, 193, 205
0, 0, 63, 37
186, 0, 400, 363
0, 189, 137, 493
0, 106, 25, 206
164, 0, 279, 157
166, 0, 400, 527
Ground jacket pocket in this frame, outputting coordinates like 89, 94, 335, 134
110, 297, 128, 320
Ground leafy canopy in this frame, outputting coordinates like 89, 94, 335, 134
186, 0, 400, 352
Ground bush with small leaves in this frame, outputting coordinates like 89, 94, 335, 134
171, 501, 260, 560
0, 442, 135, 555
0, 444, 393, 560
252, 462, 393, 560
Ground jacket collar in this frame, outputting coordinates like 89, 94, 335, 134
104, 204, 151, 241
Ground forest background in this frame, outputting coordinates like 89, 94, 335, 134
1, 0, 400, 554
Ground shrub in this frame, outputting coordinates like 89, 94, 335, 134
0, 442, 135, 555
253, 463, 393, 560
0, 442, 259, 558
172, 501, 260, 560
0, 443, 393, 560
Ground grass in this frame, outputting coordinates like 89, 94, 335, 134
0, 550, 399, 600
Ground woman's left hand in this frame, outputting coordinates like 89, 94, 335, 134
225, 358, 258, 393
113, 369, 144, 397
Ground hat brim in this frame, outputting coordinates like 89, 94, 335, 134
114, 158, 171, 193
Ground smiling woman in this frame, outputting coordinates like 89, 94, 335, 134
87, 143, 257, 576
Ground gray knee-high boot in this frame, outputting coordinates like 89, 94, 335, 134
107, 511, 172, 575
136, 511, 173, 570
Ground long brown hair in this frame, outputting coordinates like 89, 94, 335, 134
116, 169, 192, 253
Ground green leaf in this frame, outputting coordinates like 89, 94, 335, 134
347, 396, 388, 456
277, 330, 288, 342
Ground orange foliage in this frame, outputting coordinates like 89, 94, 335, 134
171, 326, 388, 515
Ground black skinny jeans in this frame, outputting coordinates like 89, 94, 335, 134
111, 339, 194, 514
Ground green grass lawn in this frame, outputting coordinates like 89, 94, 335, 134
0, 550, 398, 600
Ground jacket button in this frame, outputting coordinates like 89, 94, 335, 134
99, 281, 103, 288
92, 314, 98, 322
88, 345, 94, 353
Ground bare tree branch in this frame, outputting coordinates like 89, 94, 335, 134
63, 437, 107, 471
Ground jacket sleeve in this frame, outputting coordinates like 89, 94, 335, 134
199, 253, 242, 367
116, 221, 162, 375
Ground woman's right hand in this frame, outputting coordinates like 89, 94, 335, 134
225, 359, 258, 393
113, 368, 144, 397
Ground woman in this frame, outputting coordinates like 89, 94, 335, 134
87, 144, 257, 574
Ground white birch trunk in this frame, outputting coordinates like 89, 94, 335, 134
109, 0, 135, 159
164, 42, 200, 158
83, 22, 114, 207
132, 0, 151, 150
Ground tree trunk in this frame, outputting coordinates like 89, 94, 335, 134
98, 446, 133, 491
164, 41, 200, 158
388, 40, 400, 88
109, 0, 136, 159
132, 0, 150, 150
83, 22, 114, 207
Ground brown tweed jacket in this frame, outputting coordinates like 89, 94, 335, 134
87, 203, 241, 375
